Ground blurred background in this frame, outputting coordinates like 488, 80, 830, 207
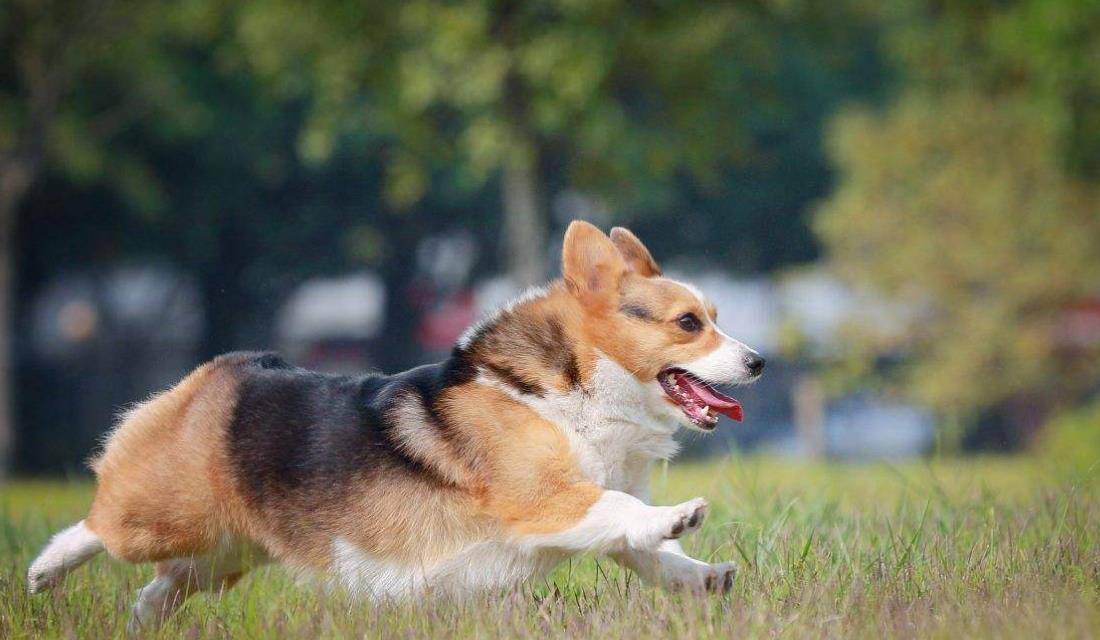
1, 0, 1098, 476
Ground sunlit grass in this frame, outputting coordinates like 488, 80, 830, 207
2, 456, 1097, 638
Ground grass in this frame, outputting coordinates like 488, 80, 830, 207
1, 456, 1097, 638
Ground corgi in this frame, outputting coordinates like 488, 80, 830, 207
27, 221, 764, 630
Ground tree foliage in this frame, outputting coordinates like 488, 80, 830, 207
815, 0, 1100, 418
0, 0, 211, 209
229, 0, 817, 283
235, 0, 768, 199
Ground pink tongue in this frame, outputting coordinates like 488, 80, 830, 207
677, 373, 744, 422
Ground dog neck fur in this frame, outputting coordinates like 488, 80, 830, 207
456, 282, 680, 491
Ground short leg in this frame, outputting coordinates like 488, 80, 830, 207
613, 539, 736, 595
519, 490, 708, 554
129, 562, 192, 634
128, 543, 261, 634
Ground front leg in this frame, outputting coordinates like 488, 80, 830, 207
613, 539, 736, 595
516, 488, 709, 554
610, 462, 735, 594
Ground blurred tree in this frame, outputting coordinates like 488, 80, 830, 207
816, 0, 1100, 446
6, 2, 506, 473
1, 0, 893, 472
626, 2, 887, 274
231, 0, 795, 285
0, 0, 201, 475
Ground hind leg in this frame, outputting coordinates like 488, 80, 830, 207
127, 542, 264, 633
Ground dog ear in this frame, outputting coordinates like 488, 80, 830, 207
562, 220, 626, 308
610, 227, 661, 277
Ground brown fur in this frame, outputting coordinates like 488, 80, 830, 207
437, 382, 602, 535
82, 347, 601, 571
86, 353, 251, 562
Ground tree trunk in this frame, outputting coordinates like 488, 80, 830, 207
0, 160, 34, 479
493, 2, 548, 287
793, 373, 826, 459
197, 214, 252, 360
500, 140, 547, 287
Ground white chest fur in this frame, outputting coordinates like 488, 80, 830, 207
478, 354, 680, 492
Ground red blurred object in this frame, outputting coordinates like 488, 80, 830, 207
1056, 298, 1100, 348
416, 289, 478, 351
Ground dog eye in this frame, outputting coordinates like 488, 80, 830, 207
677, 313, 702, 333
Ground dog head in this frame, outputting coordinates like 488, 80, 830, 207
562, 221, 764, 431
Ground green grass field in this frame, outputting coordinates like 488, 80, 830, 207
2, 457, 1097, 638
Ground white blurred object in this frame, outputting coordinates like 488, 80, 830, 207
472, 276, 524, 318
779, 269, 916, 356
277, 273, 386, 344
416, 232, 478, 291
764, 396, 935, 460
824, 396, 936, 459
32, 266, 202, 361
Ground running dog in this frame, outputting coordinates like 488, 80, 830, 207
28, 221, 764, 629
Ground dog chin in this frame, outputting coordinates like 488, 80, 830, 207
641, 384, 713, 434
672, 410, 720, 433
679, 417, 716, 433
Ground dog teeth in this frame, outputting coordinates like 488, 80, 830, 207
664, 372, 719, 427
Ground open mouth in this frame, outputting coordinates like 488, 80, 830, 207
658, 368, 744, 429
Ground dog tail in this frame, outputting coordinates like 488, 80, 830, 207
27, 520, 104, 593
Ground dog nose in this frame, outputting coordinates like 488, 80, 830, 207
745, 354, 765, 376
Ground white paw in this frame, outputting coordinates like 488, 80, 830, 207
624, 498, 708, 550
662, 558, 737, 595
128, 597, 159, 636
664, 498, 708, 540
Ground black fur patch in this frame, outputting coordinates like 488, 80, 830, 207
391, 360, 470, 441
225, 352, 470, 513
543, 316, 581, 389
620, 302, 655, 321
483, 361, 544, 396
255, 352, 291, 370
460, 312, 580, 393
